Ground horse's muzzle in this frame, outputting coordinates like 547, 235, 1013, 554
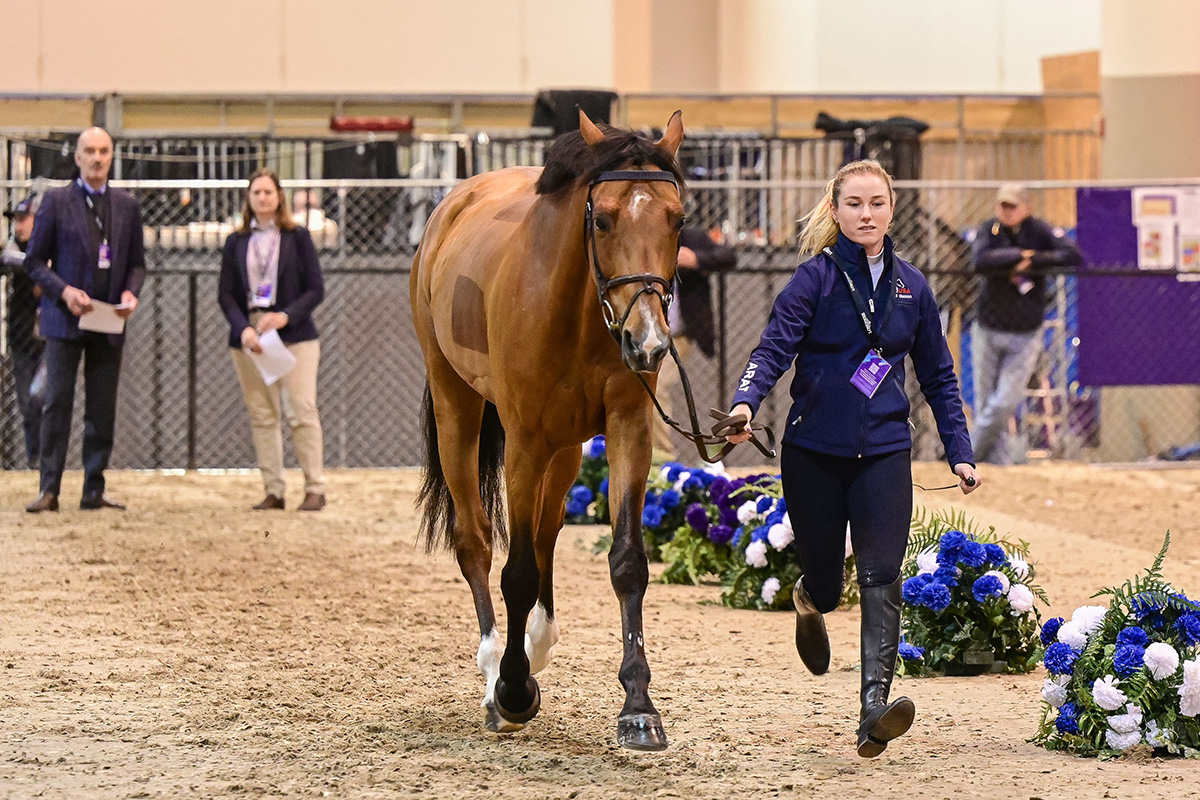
621, 329, 669, 373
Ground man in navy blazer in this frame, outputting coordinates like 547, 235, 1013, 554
23, 127, 145, 512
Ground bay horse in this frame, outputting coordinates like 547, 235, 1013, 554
410, 110, 686, 750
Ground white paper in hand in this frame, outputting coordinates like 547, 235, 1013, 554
77, 300, 127, 334
247, 329, 297, 386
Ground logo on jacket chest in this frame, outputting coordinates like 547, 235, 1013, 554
894, 279, 913, 301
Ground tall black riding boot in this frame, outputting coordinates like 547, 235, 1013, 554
792, 576, 831, 675
856, 578, 915, 758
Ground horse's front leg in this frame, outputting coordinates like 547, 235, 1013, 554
493, 435, 552, 728
605, 404, 668, 751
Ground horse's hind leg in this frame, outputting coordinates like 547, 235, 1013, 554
526, 445, 582, 674
424, 362, 514, 732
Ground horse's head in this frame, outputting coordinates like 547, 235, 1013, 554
580, 110, 686, 374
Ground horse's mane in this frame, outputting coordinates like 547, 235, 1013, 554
535, 127, 687, 196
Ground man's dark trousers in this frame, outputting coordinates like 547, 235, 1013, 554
39, 332, 122, 497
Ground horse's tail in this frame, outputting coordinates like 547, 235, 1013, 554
418, 383, 508, 552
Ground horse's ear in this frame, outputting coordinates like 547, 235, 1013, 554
655, 110, 684, 158
579, 108, 606, 147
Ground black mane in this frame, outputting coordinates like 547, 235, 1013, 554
535, 126, 686, 196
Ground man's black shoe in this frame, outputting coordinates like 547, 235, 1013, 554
80, 494, 126, 511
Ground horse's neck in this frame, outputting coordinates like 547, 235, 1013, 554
531, 189, 601, 328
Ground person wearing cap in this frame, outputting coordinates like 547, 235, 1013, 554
2, 193, 46, 468
969, 183, 1081, 464
22, 127, 145, 513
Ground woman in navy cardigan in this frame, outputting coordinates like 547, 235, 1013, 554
723, 160, 980, 758
219, 169, 326, 511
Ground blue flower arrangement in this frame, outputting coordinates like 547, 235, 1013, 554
565, 436, 611, 525
1033, 533, 1200, 758
566, 447, 859, 610
897, 508, 1047, 677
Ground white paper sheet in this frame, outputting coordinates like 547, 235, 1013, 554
246, 329, 297, 386
77, 300, 128, 334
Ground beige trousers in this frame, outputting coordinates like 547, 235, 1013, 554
231, 337, 325, 498
651, 336, 693, 457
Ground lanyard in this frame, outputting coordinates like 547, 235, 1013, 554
823, 246, 896, 353
250, 229, 280, 278
79, 180, 108, 245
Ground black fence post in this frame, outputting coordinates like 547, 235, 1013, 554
187, 272, 197, 470
151, 274, 162, 467
717, 271, 728, 409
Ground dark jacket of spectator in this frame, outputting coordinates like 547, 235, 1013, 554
218, 227, 325, 348
970, 217, 1081, 332
23, 181, 146, 344
676, 227, 737, 358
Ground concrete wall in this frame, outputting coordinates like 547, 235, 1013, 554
1095, 0, 1200, 461
1, 0, 1100, 95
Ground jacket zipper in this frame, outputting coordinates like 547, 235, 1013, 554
856, 389, 869, 457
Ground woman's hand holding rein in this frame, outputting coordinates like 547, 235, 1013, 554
723, 403, 754, 444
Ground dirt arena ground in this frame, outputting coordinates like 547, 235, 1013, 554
1, 462, 1199, 799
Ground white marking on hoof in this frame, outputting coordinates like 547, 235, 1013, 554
477, 628, 504, 708
524, 603, 560, 674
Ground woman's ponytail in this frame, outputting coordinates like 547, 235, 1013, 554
797, 178, 839, 255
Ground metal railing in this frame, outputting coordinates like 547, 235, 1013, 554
2, 170, 1193, 470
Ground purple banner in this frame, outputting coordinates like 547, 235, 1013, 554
1076, 187, 1200, 386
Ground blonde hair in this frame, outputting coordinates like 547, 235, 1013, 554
238, 168, 297, 234
797, 160, 897, 255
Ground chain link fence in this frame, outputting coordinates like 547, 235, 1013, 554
1, 148, 1195, 471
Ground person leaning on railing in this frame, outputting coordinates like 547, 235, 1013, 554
218, 168, 327, 512
968, 183, 1082, 465
721, 159, 980, 759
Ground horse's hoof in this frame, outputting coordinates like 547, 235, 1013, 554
616, 713, 669, 751
495, 676, 541, 725
484, 701, 526, 734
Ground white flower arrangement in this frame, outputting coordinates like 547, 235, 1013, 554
1179, 658, 1200, 718
767, 522, 793, 551
761, 577, 781, 605
1034, 533, 1200, 758
744, 540, 769, 569
736, 500, 759, 526
1008, 583, 1035, 613
897, 509, 1047, 677
916, 548, 939, 575
1091, 675, 1128, 711
1042, 675, 1070, 708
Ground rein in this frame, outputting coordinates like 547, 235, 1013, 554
585, 170, 777, 464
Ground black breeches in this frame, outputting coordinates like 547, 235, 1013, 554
780, 445, 913, 613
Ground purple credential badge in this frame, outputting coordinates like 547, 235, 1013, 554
850, 350, 892, 398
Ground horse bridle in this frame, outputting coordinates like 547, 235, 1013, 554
584, 170, 776, 464
585, 170, 677, 335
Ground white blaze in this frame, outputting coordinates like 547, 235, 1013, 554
639, 303, 663, 351
629, 189, 651, 221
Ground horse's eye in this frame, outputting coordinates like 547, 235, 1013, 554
674, 217, 686, 232
594, 216, 612, 233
